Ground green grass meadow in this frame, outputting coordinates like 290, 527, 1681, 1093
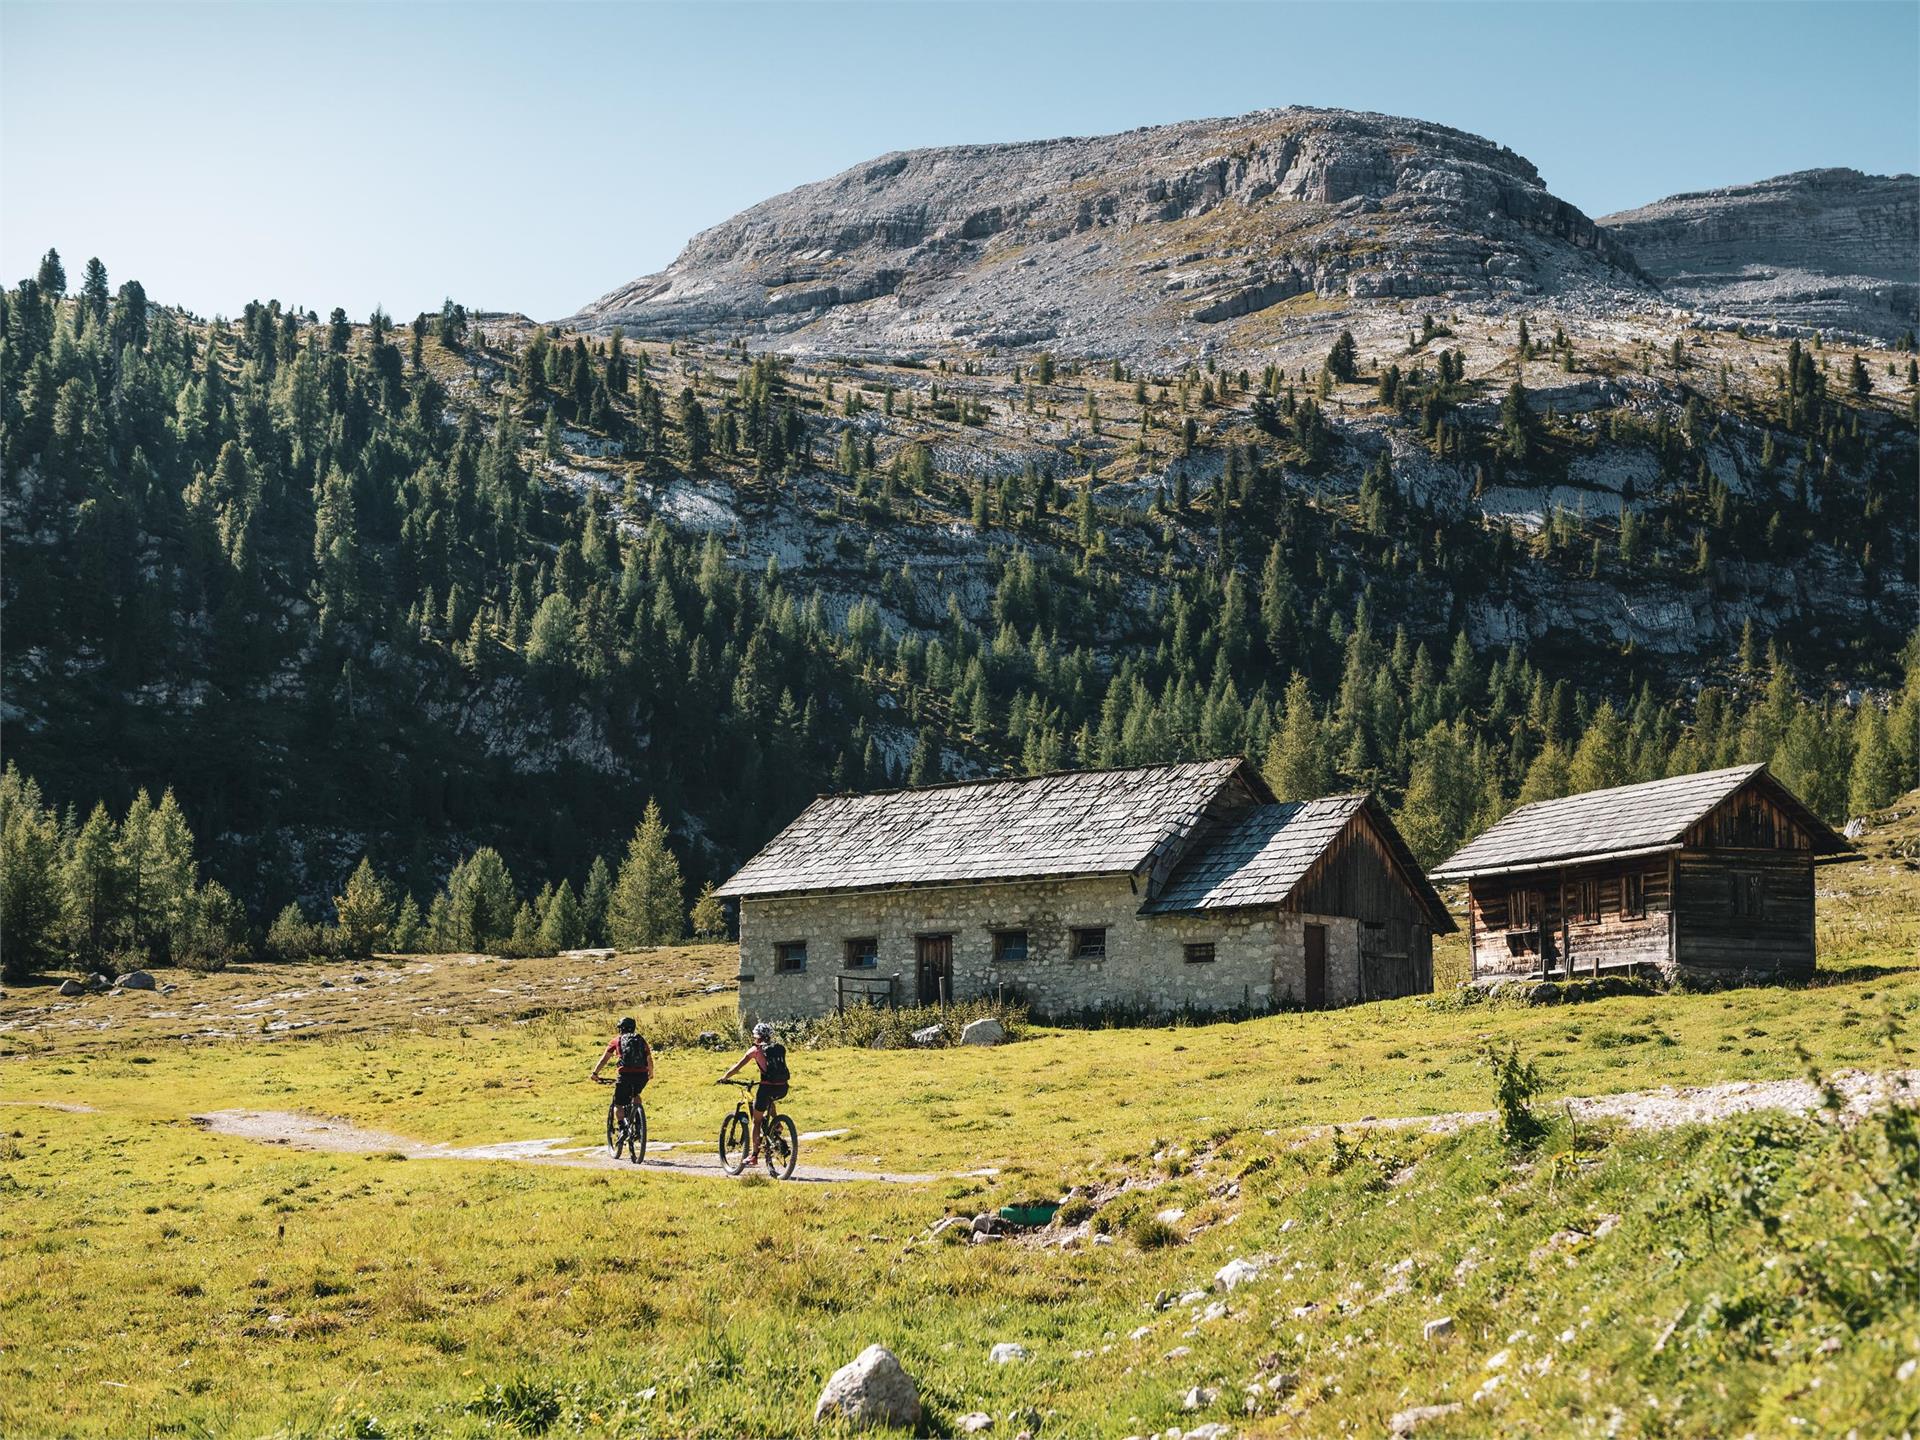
4, 811, 1919, 1437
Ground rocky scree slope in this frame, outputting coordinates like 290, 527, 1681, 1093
568, 107, 1648, 363
1601, 169, 1920, 341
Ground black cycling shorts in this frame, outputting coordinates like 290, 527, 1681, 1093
613, 1074, 648, 1107
752, 1081, 788, 1113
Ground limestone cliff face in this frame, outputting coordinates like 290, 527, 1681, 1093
1601, 169, 1919, 339
567, 107, 1647, 360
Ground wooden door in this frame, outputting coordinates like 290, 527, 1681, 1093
916, 934, 953, 1006
1304, 923, 1327, 1009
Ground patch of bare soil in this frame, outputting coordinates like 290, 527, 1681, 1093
190, 1109, 934, 1185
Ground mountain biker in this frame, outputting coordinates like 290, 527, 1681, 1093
589, 1016, 654, 1127
719, 1020, 789, 1165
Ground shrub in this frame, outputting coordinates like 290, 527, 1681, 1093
1129, 1213, 1182, 1249
1483, 1040, 1547, 1149
782, 996, 1028, 1051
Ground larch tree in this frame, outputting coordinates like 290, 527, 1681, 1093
609, 800, 684, 948
334, 857, 394, 958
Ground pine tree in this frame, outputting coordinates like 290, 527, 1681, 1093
0, 764, 64, 980
538, 879, 585, 951
390, 893, 424, 953
445, 848, 516, 950
333, 857, 394, 957
689, 881, 727, 939
1567, 702, 1628, 794
63, 802, 122, 962
581, 857, 613, 946
1516, 741, 1572, 805
608, 800, 684, 948
79, 257, 109, 323
1262, 676, 1334, 801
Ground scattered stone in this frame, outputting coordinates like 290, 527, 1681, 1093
1184, 1425, 1234, 1440
1156, 1207, 1187, 1226
813, 1344, 922, 1430
960, 1016, 1007, 1046
1164, 1346, 1191, 1360
1177, 1289, 1208, 1306
929, 1216, 969, 1239
1214, 1257, 1262, 1292
1129, 1325, 1153, 1341
88, 972, 113, 990
1199, 1302, 1228, 1324
910, 1023, 945, 1047
958, 1414, 994, 1433
1897, 1357, 1917, 1383
989, 1342, 1029, 1364
58, 979, 85, 997
116, 970, 156, 991
1263, 1373, 1299, 1396
1424, 1317, 1455, 1342
1484, 1348, 1510, 1371
1182, 1385, 1217, 1411
350, 974, 370, 985
1390, 1403, 1464, 1436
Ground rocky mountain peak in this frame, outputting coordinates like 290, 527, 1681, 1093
1600, 167, 1919, 339
567, 106, 1646, 361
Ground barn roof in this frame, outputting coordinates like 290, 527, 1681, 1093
1143, 793, 1456, 929
1430, 763, 1848, 881
713, 758, 1263, 900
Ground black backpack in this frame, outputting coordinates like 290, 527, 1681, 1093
618, 1032, 651, 1071
761, 1041, 789, 1087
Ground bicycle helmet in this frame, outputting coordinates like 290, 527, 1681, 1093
617, 1017, 636, 1034
752, 1021, 773, 1043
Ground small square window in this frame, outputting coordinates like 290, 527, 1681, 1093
1574, 879, 1600, 922
1183, 942, 1216, 965
992, 929, 1028, 963
774, 940, 807, 973
843, 937, 877, 969
1071, 927, 1107, 960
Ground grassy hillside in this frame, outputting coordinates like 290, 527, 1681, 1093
4, 809, 1917, 1437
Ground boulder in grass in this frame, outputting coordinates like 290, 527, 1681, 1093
1390, 1403, 1464, 1436
960, 1016, 1007, 1046
910, 1023, 945, 1047
813, 1344, 921, 1430
989, 1342, 1029, 1364
1423, 1316, 1455, 1342
116, 971, 156, 991
58, 979, 85, 997
957, 1415, 994, 1434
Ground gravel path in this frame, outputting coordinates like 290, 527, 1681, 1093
190, 1109, 937, 1184
1311, 1067, 1920, 1139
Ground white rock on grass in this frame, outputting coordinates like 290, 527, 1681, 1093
1185, 1425, 1234, 1440
1390, 1403, 1463, 1436
813, 1345, 922, 1430
989, 1342, 1029, 1364
957, 1413, 994, 1433
1214, 1258, 1262, 1292
1157, 1208, 1187, 1226
1181, 1385, 1217, 1411
58, 979, 85, 996
960, 1017, 1007, 1045
1424, 1316, 1455, 1341
116, 970, 156, 991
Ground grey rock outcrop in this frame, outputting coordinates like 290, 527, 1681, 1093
959, 1016, 1007, 1046
116, 970, 156, 991
1601, 169, 1919, 339
568, 107, 1646, 362
813, 1344, 922, 1429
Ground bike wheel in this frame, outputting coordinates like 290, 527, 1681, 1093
719, 1111, 750, 1174
606, 1104, 619, 1157
629, 1103, 647, 1165
765, 1114, 799, 1180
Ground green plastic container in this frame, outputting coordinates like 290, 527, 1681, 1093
998, 1201, 1060, 1228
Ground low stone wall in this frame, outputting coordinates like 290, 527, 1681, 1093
735, 876, 1367, 1024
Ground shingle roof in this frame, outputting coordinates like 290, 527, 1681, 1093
1430, 763, 1847, 880
1143, 794, 1368, 912
714, 758, 1258, 899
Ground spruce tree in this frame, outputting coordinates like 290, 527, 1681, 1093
538, 879, 585, 951
0, 764, 64, 980
1261, 675, 1333, 800
689, 881, 727, 939
581, 857, 613, 946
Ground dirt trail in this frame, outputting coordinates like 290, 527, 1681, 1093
191, 1109, 938, 1184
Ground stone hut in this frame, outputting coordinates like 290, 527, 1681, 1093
1431, 763, 1849, 984
714, 758, 1454, 1024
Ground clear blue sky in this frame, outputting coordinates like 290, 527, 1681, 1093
4, 1, 1915, 323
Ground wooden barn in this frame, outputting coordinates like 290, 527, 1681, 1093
715, 759, 1455, 1024
1431, 764, 1849, 984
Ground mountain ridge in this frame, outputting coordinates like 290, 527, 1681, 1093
568, 107, 1917, 354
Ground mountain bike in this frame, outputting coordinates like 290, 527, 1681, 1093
596, 1076, 648, 1163
716, 1078, 798, 1179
